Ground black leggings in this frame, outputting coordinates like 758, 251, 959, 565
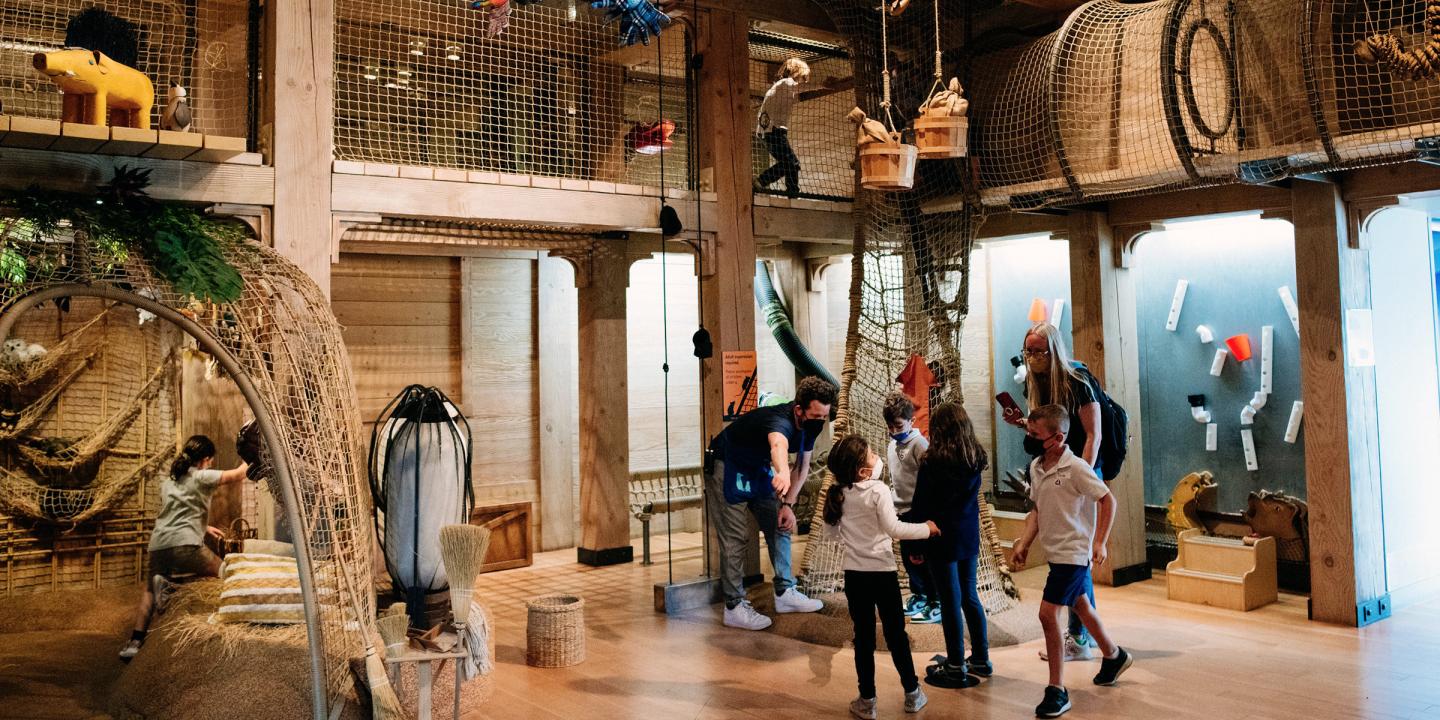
757, 128, 800, 197
844, 570, 919, 698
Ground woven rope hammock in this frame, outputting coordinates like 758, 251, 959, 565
0, 309, 109, 397
0, 447, 174, 524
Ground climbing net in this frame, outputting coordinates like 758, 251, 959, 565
334, 0, 691, 187
0, 0, 257, 137
796, 1, 1022, 618
748, 29, 857, 201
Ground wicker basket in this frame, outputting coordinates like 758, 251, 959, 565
525, 594, 586, 668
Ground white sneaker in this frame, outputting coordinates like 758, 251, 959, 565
905, 685, 928, 713
849, 696, 878, 720
150, 574, 178, 615
1039, 634, 1095, 662
118, 638, 142, 662
773, 587, 823, 613
723, 600, 773, 631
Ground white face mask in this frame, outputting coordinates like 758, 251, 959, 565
869, 461, 883, 481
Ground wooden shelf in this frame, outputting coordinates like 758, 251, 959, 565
0, 116, 257, 165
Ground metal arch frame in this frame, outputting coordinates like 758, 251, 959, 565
0, 283, 329, 720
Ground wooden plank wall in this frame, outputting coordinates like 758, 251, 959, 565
962, 247, 996, 493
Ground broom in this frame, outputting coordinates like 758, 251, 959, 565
378, 612, 411, 659
439, 524, 492, 680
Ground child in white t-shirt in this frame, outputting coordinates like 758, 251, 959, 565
824, 434, 939, 719
755, 58, 852, 198
1011, 405, 1132, 718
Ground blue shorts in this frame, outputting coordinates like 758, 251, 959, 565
1043, 563, 1092, 607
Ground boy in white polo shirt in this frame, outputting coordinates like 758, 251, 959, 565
1011, 404, 1132, 718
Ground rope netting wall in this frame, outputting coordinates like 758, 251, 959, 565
0, 0, 257, 138
749, 30, 856, 201
966, 0, 1440, 211
0, 229, 372, 713
334, 0, 691, 188
796, 2, 1023, 618
1, 297, 178, 593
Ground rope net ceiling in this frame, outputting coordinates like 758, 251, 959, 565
334, 0, 692, 188
0, 225, 372, 712
0, 0, 256, 138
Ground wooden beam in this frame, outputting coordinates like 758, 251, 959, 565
1065, 211, 1149, 587
1291, 178, 1386, 626
1338, 161, 1440, 203
575, 239, 635, 566
695, 0, 835, 32
0, 147, 274, 205
977, 211, 1069, 240
268, 0, 335, 295
332, 174, 719, 233
1106, 183, 1292, 226
538, 255, 578, 552
753, 205, 853, 243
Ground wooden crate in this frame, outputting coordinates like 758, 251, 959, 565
1166, 529, 1277, 611
469, 502, 533, 573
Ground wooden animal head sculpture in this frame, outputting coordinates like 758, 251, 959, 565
1166, 471, 1217, 531
1244, 490, 1308, 541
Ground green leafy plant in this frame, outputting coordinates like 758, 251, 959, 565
0, 167, 247, 304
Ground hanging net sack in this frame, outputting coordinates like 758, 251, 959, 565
368, 385, 475, 626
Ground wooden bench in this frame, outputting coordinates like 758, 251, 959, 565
628, 466, 704, 565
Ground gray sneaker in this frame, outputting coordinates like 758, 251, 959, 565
905, 685, 928, 713
118, 638, 142, 662
150, 574, 178, 615
849, 696, 878, 720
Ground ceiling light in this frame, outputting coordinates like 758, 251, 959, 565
445, 45, 462, 61
409, 40, 426, 56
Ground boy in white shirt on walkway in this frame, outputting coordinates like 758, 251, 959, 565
1011, 404, 1132, 718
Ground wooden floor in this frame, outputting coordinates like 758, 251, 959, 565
473, 533, 1440, 720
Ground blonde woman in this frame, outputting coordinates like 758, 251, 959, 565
754, 58, 852, 198
1002, 322, 1104, 661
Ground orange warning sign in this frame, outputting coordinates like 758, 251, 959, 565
722, 351, 758, 421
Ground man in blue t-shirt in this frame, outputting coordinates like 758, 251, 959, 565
706, 376, 836, 630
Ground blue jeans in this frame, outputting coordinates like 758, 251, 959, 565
931, 556, 989, 664
1067, 572, 1096, 640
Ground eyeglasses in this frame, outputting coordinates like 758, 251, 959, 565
1023, 349, 1051, 359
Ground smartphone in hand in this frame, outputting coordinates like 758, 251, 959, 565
995, 392, 1025, 427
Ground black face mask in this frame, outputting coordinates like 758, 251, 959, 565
802, 418, 825, 438
1023, 435, 1048, 457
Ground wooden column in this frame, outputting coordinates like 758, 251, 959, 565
538, 255, 578, 552
695, 9, 759, 579
265, 0, 335, 295
1291, 179, 1386, 626
696, 8, 758, 444
1064, 211, 1149, 587
569, 240, 635, 566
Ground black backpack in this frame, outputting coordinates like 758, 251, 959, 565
1074, 364, 1129, 481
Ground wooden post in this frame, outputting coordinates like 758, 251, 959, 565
538, 256, 578, 552
573, 240, 635, 566
1064, 211, 1149, 587
265, 0, 335, 295
696, 8, 759, 578
1291, 178, 1386, 626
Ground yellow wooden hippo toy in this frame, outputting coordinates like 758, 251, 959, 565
32, 49, 154, 129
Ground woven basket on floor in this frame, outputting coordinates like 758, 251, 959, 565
525, 594, 586, 668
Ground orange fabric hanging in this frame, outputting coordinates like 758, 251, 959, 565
896, 354, 937, 436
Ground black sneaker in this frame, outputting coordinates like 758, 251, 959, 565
965, 655, 993, 677
1035, 685, 1071, 717
923, 659, 979, 689
1093, 647, 1133, 686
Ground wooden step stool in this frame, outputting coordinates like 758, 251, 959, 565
1166, 529, 1277, 611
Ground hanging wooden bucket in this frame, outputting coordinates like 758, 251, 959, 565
914, 116, 969, 159
859, 142, 918, 190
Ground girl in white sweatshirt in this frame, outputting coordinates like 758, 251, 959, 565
825, 434, 939, 719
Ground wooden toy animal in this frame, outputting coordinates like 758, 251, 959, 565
161, 81, 192, 132
33, 49, 155, 129
1165, 470, 1217, 532
1244, 490, 1308, 542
